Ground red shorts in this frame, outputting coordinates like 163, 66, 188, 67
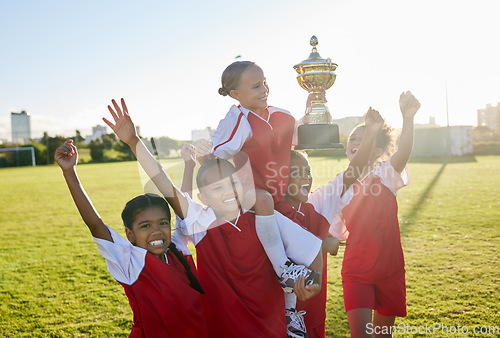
342, 274, 407, 317
307, 323, 326, 338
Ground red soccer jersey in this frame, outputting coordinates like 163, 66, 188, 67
341, 163, 408, 282
122, 251, 207, 338
237, 109, 295, 202
94, 226, 207, 338
212, 105, 296, 202
194, 212, 286, 338
275, 201, 331, 338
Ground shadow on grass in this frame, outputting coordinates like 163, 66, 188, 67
400, 162, 447, 234
409, 155, 477, 164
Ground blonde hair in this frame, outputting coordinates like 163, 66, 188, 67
218, 61, 256, 97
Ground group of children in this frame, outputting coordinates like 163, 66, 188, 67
55, 60, 420, 337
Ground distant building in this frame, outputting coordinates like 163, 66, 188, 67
415, 116, 440, 129
11, 111, 31, 144
83, 125, 108, 144
477, 103, 500, 131
83, 125, 140, 144
449, 126, 474, 156
332, 116, 364, 136
191, 127, 214, 141
413, 126, 473, 157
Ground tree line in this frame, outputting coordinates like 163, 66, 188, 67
0, 131, 184, 167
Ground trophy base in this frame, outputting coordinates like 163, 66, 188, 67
295, 123, 343, 150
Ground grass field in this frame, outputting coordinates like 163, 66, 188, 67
0, 156, 499, 337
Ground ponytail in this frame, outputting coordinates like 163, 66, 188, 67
168, 242, 205, 294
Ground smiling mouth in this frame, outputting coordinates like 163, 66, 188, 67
300, 184, 310, 195
223, 197, 237, 204
149, 239, 165, 247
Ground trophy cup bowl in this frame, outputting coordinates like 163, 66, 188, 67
294, 36, 343, 150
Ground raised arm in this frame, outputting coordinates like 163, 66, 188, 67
55, 140, 112, 241
391, 91, 421, 174
180, 143, 196, 198
342, 107, 384, 194
195, 139, 215, 165
103, 98, 189, 219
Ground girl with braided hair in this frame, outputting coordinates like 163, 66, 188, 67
55, 140, 206, 338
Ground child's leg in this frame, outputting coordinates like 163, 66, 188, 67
274, 211, 322, 269
346, 308, 372, 338
343, 280, 376, 338
372, 312, 396, 338
250, 191, 321, 295
285, 291, 308, 337
252, 189, 288, 276
370, 273, 405, 337
284, 291, 297, 310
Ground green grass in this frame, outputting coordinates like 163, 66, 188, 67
76, 147, 92, 163
1, 157, 499, 337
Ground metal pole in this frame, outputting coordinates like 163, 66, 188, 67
46, 135, 50, 164
31, 147, 36, 167
445, 79, 451, 157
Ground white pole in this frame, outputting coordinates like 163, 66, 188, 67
445, 79, 451, 157
31, 147, 36, 167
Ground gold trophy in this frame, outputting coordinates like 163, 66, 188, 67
294, 36, 342, 150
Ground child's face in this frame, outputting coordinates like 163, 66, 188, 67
346, 126, 365, 162
346, 126, 382, 164
230, 65, 269, 112
286, 155, 313, 205
125, 206, 171, 261
198, 167, 244, 220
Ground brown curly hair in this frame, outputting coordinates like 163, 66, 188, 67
350, 122, 397, 161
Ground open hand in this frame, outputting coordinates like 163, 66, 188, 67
55, 139, 78, 171
103, 98, 138, 145
365, 107, 384, 133
294, 275, 321, 301
399, 91, 421, 119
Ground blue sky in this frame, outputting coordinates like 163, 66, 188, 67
1, 0, 499, 141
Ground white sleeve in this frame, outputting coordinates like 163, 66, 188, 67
93, 225, 146, 286
307, 172, 354, 225
178, 193, 215, 246
329, 213, 349, 241
376, 157, 411, 196
211, 105, 252, 159
171, 222, 192, 256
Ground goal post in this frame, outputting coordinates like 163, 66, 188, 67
0, 147, 36, 167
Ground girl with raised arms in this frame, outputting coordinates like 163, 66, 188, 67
55, 140, 206, 338
339, 91, 420, 337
